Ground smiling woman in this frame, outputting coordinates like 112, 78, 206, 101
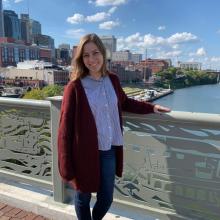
82, 42, 104, 79
57, 33, 170, 220
72, 33, 108, 80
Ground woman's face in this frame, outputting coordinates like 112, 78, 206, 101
82, 41, 104, 76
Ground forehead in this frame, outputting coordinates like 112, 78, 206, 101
83, 41, 99, 53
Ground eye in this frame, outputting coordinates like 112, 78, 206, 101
83, 54, 89, 58
93, 51, 100, 55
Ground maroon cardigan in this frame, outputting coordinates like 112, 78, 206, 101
58, 72, 155, 192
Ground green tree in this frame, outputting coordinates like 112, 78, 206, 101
42, 85, 63, 97
22, 88, 45, 100
155, 67, 217, 89
23, 85, 64, 100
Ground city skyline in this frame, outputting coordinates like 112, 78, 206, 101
3, 0, 220, 69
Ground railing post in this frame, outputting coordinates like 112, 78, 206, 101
47, 96, 69, 203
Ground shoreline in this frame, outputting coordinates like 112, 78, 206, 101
148, 89, 174, 102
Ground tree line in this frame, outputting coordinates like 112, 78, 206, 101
155, 67, 218, 89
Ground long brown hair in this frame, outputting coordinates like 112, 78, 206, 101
71, 33, 108, 80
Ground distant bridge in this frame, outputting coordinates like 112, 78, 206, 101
206, 70, 220, 83
206, 70, 220, 74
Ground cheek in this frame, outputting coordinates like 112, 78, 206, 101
100, 57, 104, 65
82, 58, 87, 65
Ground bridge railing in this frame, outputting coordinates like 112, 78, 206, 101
0, 98, 52, 189
0, 96, 220, 219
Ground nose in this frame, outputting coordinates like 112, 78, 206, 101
87, 54, 95, 63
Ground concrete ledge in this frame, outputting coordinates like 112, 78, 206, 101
0, 177, 189, 220
0, 178, 137, 220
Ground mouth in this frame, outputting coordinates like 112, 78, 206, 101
89, 63, 98, 68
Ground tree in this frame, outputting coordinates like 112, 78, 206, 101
22, 88, 45, 100
23, 85, 64, 100
42, 85, 63, 97
155, 67, 217, 89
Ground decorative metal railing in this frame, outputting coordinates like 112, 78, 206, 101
115, 112, 220, 220
0, 97, 220, 220
0, 98, 52, 189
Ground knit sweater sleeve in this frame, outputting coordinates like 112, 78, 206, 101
113, 73, 155, 114
57, 81, 76, 181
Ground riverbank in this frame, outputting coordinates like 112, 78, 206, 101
148, 89, 173, 102
123, 86, 174, 102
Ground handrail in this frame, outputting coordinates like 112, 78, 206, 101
0, 97, 50, 109
124, 111, 220, 127
0, 97, 220, 219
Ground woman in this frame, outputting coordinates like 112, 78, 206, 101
58, 33, 171, 220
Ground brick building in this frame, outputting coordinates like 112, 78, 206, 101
139, 59, 170, 74
0, 37, 52, 67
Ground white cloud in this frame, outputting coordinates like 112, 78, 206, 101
167, 32, 198, 44
116, 32, 199, 60
67, 9, 116, 24
125, 32, 142, 43
165, 50, 182, 57
65, 29, 86, 39
196, 47, 206, 56
86, 12, 109, 22
158, 26, 166, 31
143, 34, 166, 47
93, 0, 127, 6
108, 6, 117, 14
66, 14, 85, 24
99, 20, 119, 30
189, 47, 206, 57
202, 57, 220, 70
210, 56, 220, 62
155, 50, 182, 59
172, 44, 179, 49
187, 57, 195, 62
14, 0, 24, 3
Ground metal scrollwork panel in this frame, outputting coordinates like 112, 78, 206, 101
115, 116, 220, 219
0, 106, 52, 182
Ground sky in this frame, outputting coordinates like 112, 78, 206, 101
3, 0, 220, 70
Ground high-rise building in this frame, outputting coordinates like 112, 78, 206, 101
3, 10, 21, 40
0, 0, 4, 37
29, 19, 41, 36
20, 14, 41, 44
58, 43, 70, 50
112, 50, 132, 62
99, 35, 116, 60
131, 53, 142, 63
32, 34, 54, 49
20, 14, 31, 43
32, 34, 55, 59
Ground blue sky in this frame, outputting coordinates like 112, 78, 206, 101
3, 0, 220, 69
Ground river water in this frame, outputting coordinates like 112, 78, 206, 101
153, 84, 220, 114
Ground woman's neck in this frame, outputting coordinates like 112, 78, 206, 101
89, 72, 102, 80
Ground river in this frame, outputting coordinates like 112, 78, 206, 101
153, 84, 220, 114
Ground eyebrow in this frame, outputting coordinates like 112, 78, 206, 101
83, 49, 100, 54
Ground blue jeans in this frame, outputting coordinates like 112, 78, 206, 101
74, 146, 116, 220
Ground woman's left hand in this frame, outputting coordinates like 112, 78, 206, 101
153, 104, 171, 113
